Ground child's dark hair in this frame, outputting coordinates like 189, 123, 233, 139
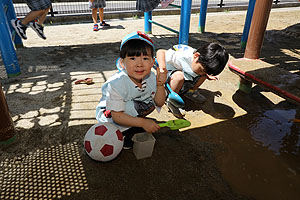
196, 43, 229, 76
120, 39, 154, 59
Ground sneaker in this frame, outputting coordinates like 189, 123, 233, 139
123, 136, 133, 150
29, 22, 46, 40
100, 21, 110, 28
93, 24, 98, 31
11, 19, 27, 40
166, 98, 186, 119
184, 89, 206, 103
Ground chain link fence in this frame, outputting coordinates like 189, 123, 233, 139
12, 0, 300, 18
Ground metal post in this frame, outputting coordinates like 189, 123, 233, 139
244, 0, 272, 59
179, 0, 192, 45
0, 83, 16, 143
144, 11, 152, 34
0, 1, 21, 77
5, 0, 22, 47
240, 0, 256, 48
198, 0, 208, 33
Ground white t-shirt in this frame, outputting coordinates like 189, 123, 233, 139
95, 70, 157, 131
165, 45, 199, 81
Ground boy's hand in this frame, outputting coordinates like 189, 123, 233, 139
142, 119, 160, 133
156, 67, 168, 87
206, 74, 219, 81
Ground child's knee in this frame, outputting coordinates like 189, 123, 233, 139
171, 71, 184, 82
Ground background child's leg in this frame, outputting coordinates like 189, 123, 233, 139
92, 8, 98, 24
36, 7, 51, 25
99, 8, 104, 23
22, 10, 46, 25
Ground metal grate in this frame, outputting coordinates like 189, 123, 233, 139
0, 142, 88, 199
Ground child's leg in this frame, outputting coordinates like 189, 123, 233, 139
122, 127, 146, 149
36, 7, 51, 25
22, 10, 46, 25
169, 71, 185, 94
99, 8, 104, 23
191, 75, 207, 90
92, 8, 98, 24
166, 71, 186, 118
183, 76, 207, 103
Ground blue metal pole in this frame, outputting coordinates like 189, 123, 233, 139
198, 0, 208, 33
241, 0, 256, 49
179, 0, 192, 45
148, 19, 179, 34
0, 1, 21, 77
144, 11, 152, 34
5, 0, 23, 47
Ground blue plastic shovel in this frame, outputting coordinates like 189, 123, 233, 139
153, 59, 185, 108
165, 83, 185, 108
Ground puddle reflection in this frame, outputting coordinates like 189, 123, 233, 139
248, 109, 300, 155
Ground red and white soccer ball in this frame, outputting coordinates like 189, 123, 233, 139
84, 122, 124, 162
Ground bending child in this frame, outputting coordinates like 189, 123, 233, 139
156, 43, 229, 118
96, 31, 167, 149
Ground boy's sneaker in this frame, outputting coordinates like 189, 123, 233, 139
11, 19, 27, 40
166, 98, 186, 119
93, 24, 98, 31
184, 89, 206, 104
123, 136, 133, 150
100, 21, 110, 28
29, 22, 46, 40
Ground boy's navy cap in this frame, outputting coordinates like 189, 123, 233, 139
120, 31, 155, 51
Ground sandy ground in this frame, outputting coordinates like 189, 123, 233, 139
1, 7, 300, 200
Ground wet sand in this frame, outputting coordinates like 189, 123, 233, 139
1, 7, 300, 200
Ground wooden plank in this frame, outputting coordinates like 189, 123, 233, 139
228, 58, 300, 105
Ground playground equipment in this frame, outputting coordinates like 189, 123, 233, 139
144, 0, 257, 47
0, 82, 16, 143
198, 0, 256, 49
144, 0, 192, 45
229, 0, 300, 106
240, 0, 256, 48
229, 59, 300, 106
0, 0, 22, 78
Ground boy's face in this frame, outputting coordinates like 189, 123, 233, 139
120, 49, 154, 84
191, 52, 206, 76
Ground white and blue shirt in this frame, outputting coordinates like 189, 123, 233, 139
95, 70, 157, 131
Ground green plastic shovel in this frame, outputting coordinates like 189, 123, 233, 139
158, 119, 191, 130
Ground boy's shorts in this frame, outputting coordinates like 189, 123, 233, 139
25, 0, 51, 11
166, 69, 201, 95
89, 0, 106, 9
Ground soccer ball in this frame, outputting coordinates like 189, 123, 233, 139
84, 122, 124, 162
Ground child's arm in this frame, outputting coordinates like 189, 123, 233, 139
191, 74, 219, 90
111, 111, 160, 133
156, 49, 167, 71
154, 67, 167, 107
